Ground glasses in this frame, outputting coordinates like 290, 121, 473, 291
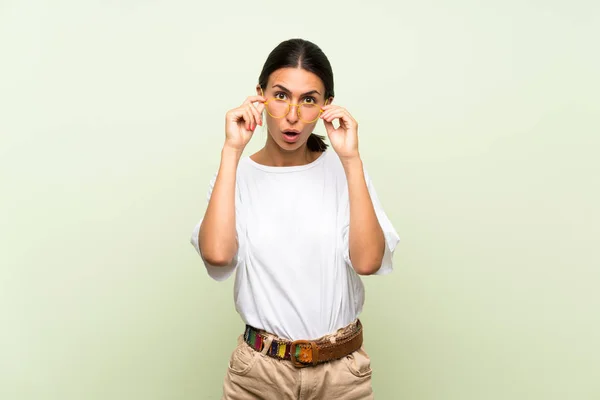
261, 88, 329, 123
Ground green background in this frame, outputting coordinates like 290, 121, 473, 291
2, 0, 598, 399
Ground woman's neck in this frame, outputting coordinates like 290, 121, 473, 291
253, 135, 319, 167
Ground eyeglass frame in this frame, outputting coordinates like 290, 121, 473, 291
260, 87, 330, 123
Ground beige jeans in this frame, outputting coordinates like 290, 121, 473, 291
221, 322, 374, 400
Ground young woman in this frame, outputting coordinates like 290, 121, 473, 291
190, 38, 399, 399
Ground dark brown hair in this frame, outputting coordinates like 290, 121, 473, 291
258, 39, 334, 152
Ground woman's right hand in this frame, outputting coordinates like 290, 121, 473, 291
224, 95, 266, 151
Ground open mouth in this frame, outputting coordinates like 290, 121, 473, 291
282, 130, 301, 143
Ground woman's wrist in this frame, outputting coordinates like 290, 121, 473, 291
221, 144, 244, 162
340, 154, 363, 175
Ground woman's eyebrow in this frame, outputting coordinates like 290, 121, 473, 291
272, 84, 321, 96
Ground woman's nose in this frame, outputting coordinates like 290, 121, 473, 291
286, 104, 300, 123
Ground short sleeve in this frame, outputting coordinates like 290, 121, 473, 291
189, 172, 246, 281
342, 169, 400, 276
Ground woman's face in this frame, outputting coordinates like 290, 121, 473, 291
258, 67, 328, 152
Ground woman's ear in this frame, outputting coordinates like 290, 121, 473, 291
256, 84, 263, 97
326, 96, 334, 105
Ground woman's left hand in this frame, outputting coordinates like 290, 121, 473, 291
321, 105, 359, 160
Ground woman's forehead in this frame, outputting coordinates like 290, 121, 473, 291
267, 68, 324, 94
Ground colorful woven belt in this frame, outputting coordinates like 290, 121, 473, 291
244, 326, 295, 359
242, 320, 363, 368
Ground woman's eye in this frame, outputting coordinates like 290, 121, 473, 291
303, 97, 316, 104
274, 92, 287, 100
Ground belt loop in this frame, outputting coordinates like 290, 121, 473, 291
261, 335, 274, 355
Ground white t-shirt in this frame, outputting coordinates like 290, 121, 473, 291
190, 149, 399, 341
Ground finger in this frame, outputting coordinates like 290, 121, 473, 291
325, 109, 355, 126
247, 109, 258, 131
320, 105, 344, 115
321, 105, 347, 116
254, 101, 265, 115
243, 95, 267, 106
228, 108, 245, 125
242, 109, 254, 131
320, 104, 339, 112
323, 119, 335, 136
321, 109, 349, 123
243, 105, 256, 129
320, 106, 343, 119
247, 103, 262, 127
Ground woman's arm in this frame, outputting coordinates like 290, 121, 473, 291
199, 95, 264, 267
198, 146, 243, 267
342, 157, 386, 275
320, 104, 386, 275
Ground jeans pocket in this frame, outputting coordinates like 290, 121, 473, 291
342, 346, 373, 378
227, 338, 258, 376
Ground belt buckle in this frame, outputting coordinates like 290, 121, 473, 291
290, 340, 319, 368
